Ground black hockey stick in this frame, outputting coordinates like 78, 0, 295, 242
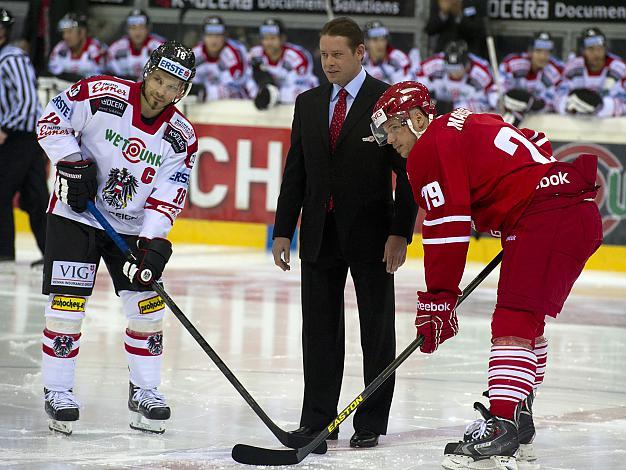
232, 250, 504, 465
86, 201, 327, 455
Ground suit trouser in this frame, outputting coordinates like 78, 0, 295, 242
0, 132, 48, 259
299, 213, 396, 435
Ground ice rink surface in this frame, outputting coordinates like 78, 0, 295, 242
1, 234, 626, 469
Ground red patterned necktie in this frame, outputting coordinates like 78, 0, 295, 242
329, 88, 348, 153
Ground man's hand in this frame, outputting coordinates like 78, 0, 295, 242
272, 237, 291, 271
54, 160, 98, 213
383, 235, 407, 273
123, 238, 172, 288
415, 291, 459, 353
0, 129, 7, 145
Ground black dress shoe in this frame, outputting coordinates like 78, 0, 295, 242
349, 429, 379, 448
290, 425, 338, 440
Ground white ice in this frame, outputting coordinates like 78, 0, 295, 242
1, 234, 626, 469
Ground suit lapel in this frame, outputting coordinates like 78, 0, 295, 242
317, 84, 332, 152
335, 74, 377, 150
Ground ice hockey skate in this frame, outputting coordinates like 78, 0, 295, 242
44, 388, 79, 436
128, 382, 170, 434
516, 392, 537, 463
442, 402, 519, 470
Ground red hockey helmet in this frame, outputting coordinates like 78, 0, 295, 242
370, 81, 435, 146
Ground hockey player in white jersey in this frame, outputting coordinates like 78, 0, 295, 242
107, 9, 165, 81
362, 20, 411, 85
247, 18, 318, 110
556, 27, 626, 117
37, 41, 198, 435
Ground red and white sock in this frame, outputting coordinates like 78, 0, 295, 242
488, 345, 537, 419
42, 329, 81, 391
124, 329, 163, 389
533, 339, 548, 391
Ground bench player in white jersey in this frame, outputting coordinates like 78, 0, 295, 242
556, 27, 626, 117
418, 39, 495, 114
107, 9, 165, 81
499, 32, 563, 125
247, 18, 318, 110
362, 20, 411, 85
37, 41, 198, 435
192, 16, 250, 102
48, 12, 107, 82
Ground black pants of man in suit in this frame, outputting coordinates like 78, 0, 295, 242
299, 212, 396, 435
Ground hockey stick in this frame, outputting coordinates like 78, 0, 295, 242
231, 250, 504, 466
86, 201, 327, 455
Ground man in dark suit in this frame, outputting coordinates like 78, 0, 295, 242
272, 17, 416, 448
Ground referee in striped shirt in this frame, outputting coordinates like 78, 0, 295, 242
0, 9, 48, 269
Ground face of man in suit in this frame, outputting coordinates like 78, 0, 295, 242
320, 35, 365, 87
382, 109, 429, 158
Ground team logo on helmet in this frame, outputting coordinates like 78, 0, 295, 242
102, 168, 138, 210
147, 333, 163, 355
53, 335, 74, 358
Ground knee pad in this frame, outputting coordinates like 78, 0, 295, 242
45, 294, 88, 325
491, 307, 541, 344
120, 290, 165, 331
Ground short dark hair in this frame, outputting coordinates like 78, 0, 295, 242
320, 17, 364, 52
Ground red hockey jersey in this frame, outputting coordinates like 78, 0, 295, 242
407, 109, 556, 296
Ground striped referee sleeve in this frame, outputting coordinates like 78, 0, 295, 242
0, 47, 42, 133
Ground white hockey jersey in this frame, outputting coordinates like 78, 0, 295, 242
499, 52, 563, 111
408, 47, 422, 81
48, 37, 108, 78
418, 52, 495, 112
192, 39, 250, 101
362, 46, 411, 85
247, 43, 318, 104
107, 34, 165, 80
37, 76, 198, 239
555, 53, 626, 117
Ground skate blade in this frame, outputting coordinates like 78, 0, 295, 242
516, 444, 537, 462
129, 411, 165, 434
442, 454, 518, 470
48, 419, 72, 436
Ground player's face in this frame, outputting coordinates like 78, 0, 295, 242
128, 24, 149, 46
320, 35, 365, 87
204, 34, 225, 57
530, 48, 550, 70
584, 44, 606, 71
383, 117, 416, 158
261, 34, 283, 57
62, 27, 86, 50
366, 37, 388, 62
142, 69, 184, 113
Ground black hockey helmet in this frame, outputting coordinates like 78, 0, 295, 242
0, 8, 14, 31
530, 31, 554, 51
581, 27, 606, 49
127, 8, 150, 26
203, 16, 225, 35
364, 20, 389, 39
444, 40, 469, 72
142, 41, 196, 104
259, 18, 284, 37
58, 12, 88, 31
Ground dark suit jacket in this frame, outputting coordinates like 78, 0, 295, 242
273, 73, 417, 263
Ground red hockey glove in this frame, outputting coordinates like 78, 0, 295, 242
415, 291, 459, 354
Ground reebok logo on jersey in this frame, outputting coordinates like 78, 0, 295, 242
536, 171, 570, 189
158, 57, 191, 81
138, 295, 165, 315
104, 129, 162, 167
51, 295, 86, 312
417, 300, 451, 312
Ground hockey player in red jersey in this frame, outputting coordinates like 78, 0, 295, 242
371, 81, 602, 469
37, 41, 198, 436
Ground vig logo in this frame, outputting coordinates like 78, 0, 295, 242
554, 143, 626, 236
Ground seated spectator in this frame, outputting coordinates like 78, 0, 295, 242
418, 40, 494, 114
499, 32, 563, 126
424, 0, 486, 56
107, 9, 165, 81
48, 12, 107, 82
247, 18, 318, 110
556, 27, 625, 118
192, 16, 249, 102
362, 20, 411, 85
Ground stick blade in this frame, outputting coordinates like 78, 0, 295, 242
232, 444, 300, 466
285, 434, 327, 454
